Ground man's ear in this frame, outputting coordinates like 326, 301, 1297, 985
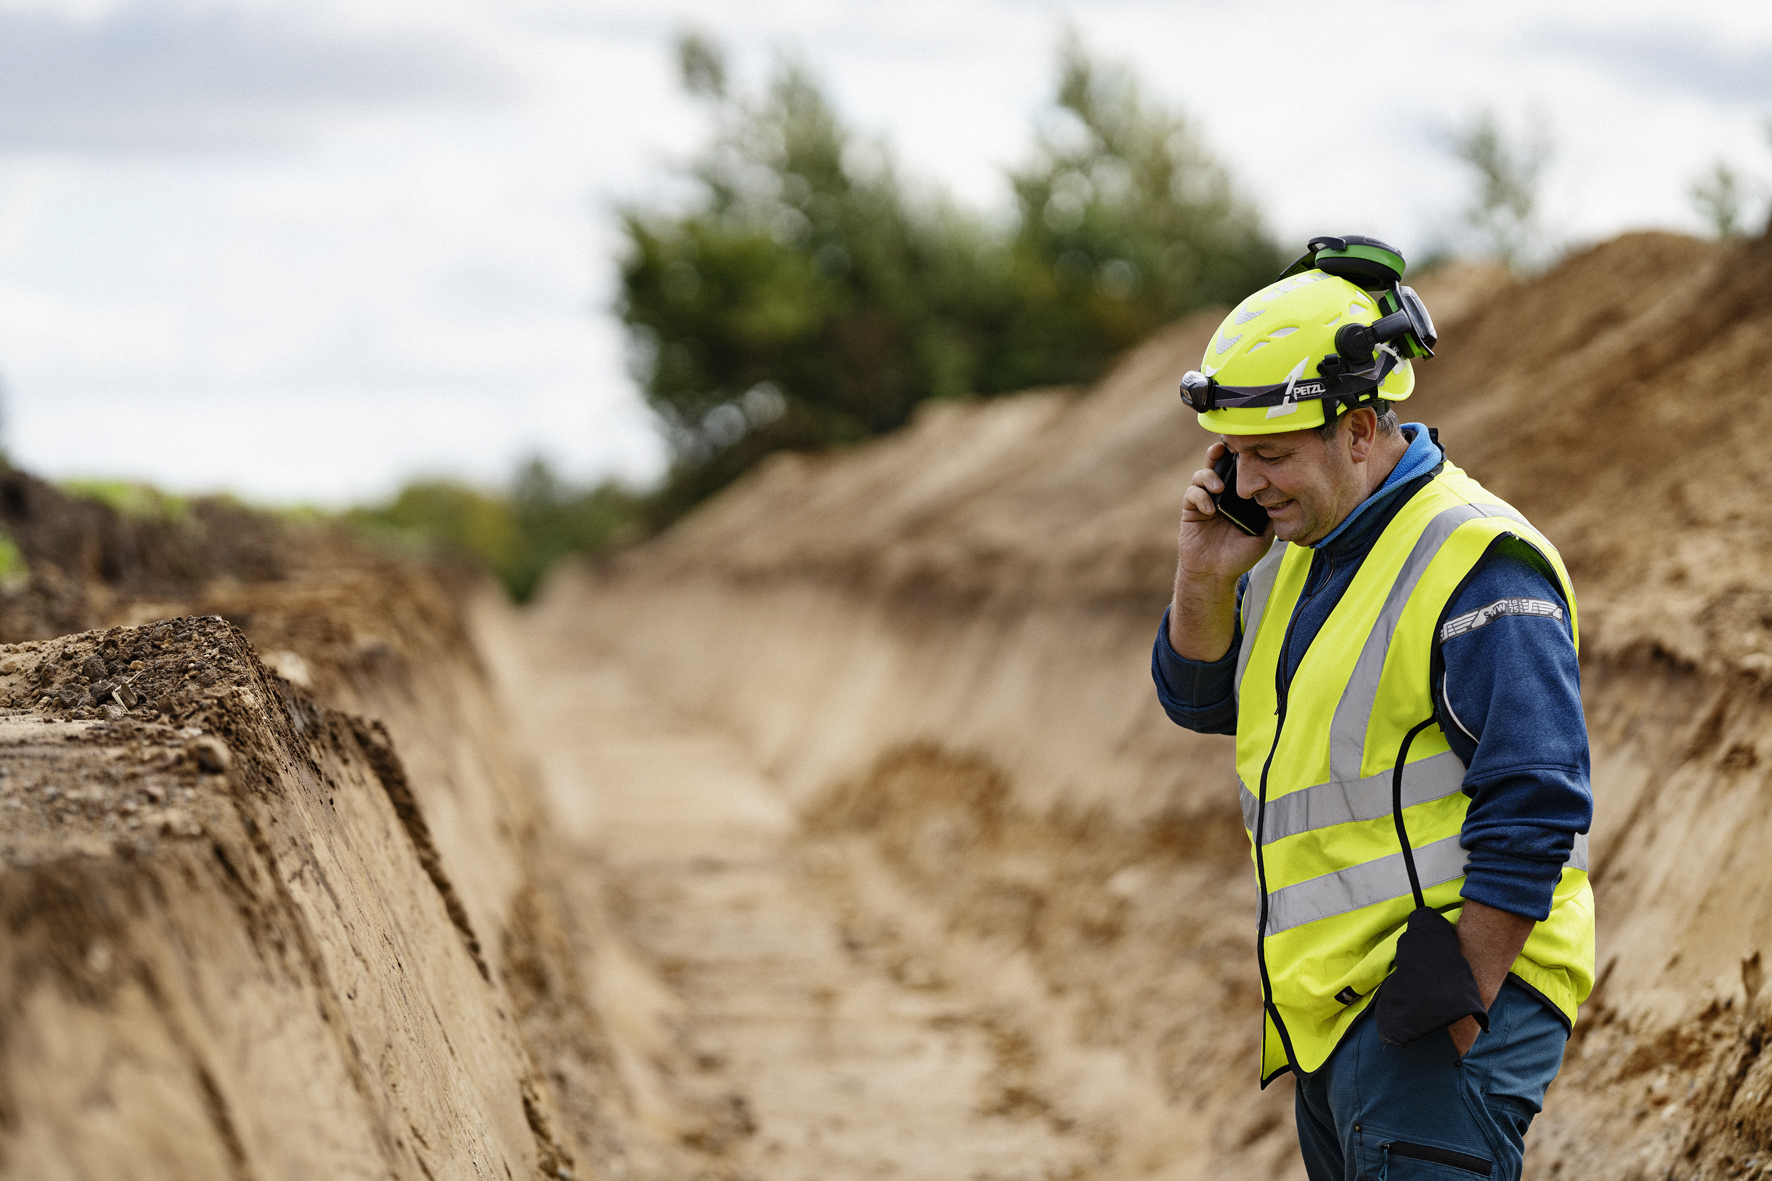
1344, 406, 1379, 463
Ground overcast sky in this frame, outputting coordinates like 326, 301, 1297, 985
1, 0, 1768, 504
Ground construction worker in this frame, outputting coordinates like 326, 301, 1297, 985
1153, 236, 1593, 1180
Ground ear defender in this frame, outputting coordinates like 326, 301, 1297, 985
1283, 234, 1438, 365
1334, 283, 1438, 365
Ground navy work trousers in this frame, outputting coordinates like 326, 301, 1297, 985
1294, 978, 1569, 1180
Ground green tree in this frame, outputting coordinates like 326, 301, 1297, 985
347, 461, 641, 601
1690, 159, 1747, 239
617, 33, 1280, 525
999, 33, 1282, 388
619, 35, 999, 524
1448, 108, 1552, 272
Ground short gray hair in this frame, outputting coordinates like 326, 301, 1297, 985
1316, 403, 1400, 442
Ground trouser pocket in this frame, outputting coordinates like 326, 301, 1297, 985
1378, 1138, 1494, 1179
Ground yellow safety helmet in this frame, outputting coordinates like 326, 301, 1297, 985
1179, 235, 1437, 435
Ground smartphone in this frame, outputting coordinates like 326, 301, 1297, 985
1211, 451, 1271, 537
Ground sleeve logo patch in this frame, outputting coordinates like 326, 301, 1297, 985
1440, 597, 1565, 642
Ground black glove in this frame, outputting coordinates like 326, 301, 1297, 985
1374, 906, 1490, 1047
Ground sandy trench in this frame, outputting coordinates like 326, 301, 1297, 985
477, 600, 1136, 1181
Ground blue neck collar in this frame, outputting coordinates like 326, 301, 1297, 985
1310, 423, 1443, 551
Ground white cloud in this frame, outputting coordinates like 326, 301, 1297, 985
0, 1, 512, 151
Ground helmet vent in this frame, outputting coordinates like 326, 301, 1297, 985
1215, 333, 1242, 355
1262, 271, 1328, 301
1234, 306, 1267, 325
1325, 313, 1342, 326
1267, 326, 1298, 339
1247, 341, 1269, 352
1348, 301, 1366, 316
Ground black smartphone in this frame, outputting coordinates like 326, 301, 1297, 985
1212, 451, 1271, 537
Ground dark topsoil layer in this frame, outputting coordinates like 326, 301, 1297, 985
0, 466, 298, 644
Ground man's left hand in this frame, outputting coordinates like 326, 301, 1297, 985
1448, 900, 1537, 1058
1448, 1014, 1482, 1057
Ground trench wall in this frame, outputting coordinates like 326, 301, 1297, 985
0, 561, 623, 1179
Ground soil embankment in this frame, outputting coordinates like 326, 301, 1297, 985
0, 487, 630, 1179
525, 231, 1772, 1178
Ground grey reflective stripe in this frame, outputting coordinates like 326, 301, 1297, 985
1263, 830, 1591, 936
1265, 833, 1469, 934
1441, 597, 1563, 642
1233, 540, 1288, 704
1239, 749, 1466, 846
1326, 502, 1530, 785
1239, 779, 1256, 833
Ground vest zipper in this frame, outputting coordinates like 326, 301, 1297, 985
1252, 549, 1332, 1077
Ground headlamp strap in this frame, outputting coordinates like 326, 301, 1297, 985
1179, 347, 1398, 413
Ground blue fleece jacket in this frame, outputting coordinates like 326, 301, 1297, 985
1151, 425, 1591, 921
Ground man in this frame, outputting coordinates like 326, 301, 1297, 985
1152, 236, 1593, 1180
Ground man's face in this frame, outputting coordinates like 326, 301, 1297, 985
1221, 424, 1364, 546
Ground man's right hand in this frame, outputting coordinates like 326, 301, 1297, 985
1168, 441, 1276, 662
1178, 441, 1278, 583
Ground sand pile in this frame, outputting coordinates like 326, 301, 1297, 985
533, 232, 1772, 1178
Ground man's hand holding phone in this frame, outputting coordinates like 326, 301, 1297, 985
1170, 441, 1276, 662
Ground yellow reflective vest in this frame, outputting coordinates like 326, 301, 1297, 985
1234, 461, 1595, 1083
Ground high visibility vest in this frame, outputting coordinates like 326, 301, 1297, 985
1234, 461, 1595, 1082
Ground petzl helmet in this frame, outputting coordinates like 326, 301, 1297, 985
1179, 234, 1437, 435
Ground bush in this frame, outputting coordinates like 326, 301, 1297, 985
347, 461, 643, 602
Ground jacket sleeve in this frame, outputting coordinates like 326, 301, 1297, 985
1151, 575, 1246, 736
1437, 537, 1592, 921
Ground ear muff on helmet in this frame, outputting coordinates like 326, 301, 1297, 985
1336, 282, 1438, 364
1279, 235, 1435, 359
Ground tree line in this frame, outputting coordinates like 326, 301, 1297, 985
354, 33, 1283, 598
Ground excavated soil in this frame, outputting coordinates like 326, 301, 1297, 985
8, 232, 1772, 1180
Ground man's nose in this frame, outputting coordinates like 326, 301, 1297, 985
1237, 462, 1266, 498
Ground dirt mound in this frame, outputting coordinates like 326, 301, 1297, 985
0, 616, 570, 1175
535, 235, 1772, 1177
0, 469, 299, 643
1406, 231, 1772, 677
0, 481, 668, 1178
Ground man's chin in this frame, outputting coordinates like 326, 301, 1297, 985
1265, 503, 1311, 543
